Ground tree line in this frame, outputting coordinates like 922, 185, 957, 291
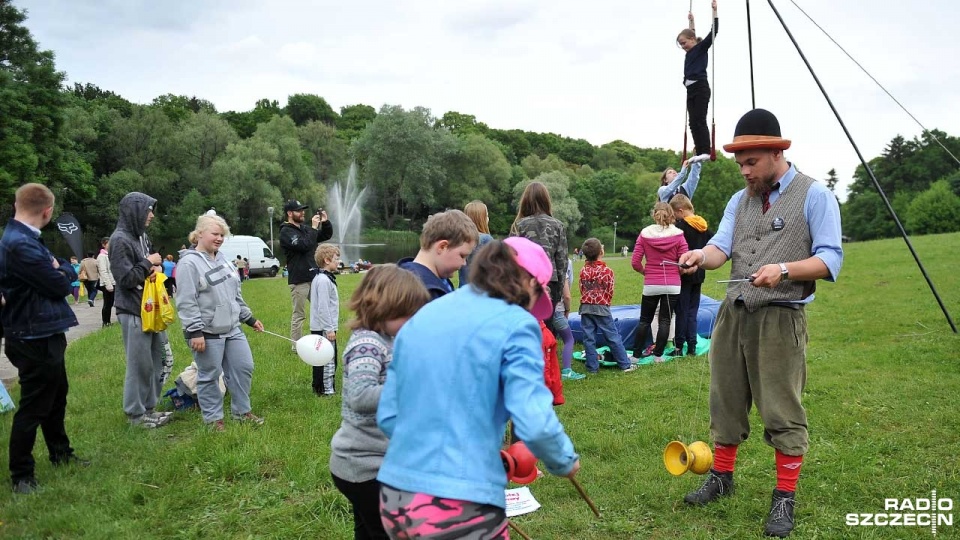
3, 0, 959, 253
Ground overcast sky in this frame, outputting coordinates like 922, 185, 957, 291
16, 0, 960, 201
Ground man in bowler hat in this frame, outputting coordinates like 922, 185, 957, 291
678, 109, 844, 537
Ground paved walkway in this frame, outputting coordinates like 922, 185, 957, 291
1, 302, 109, 389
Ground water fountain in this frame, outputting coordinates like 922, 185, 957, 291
327, 162, 369, 264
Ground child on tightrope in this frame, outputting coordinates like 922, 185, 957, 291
679, 0, 718, 158
669, 194, 714, 357
329, 264, 430, 540
310, 243, 341, 397
377, 238, 580, 539
579, 238, 636, 374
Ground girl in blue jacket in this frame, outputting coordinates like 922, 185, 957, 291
377, 237, 581, 539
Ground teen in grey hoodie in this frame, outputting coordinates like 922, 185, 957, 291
108, 192, 171, 428
175, 214, 264, 431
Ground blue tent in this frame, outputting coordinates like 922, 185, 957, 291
569, 294, 722, 348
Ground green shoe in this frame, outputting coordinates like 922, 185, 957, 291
561, 368, 586, 381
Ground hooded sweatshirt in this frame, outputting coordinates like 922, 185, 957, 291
675, 215, 713, 284
175, 247, 258, 338
109, 193, 158, 316
631, 224, 689, 288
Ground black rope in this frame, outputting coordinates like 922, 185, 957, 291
766, 0, 957, 333
787, 0, 960, 167
746, 0, 756, 108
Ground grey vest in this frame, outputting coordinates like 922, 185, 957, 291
728, 173, 816, 311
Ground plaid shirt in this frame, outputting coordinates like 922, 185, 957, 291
579, 260, 614, 306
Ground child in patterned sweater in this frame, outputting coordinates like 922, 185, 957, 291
578, 238, 636, 374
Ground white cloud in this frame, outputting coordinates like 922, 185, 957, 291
14, 0, 960, 201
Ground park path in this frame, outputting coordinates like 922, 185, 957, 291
1, 302, 107, 389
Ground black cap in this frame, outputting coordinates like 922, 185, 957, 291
723, 108, 792, 153
283, 199, 309, 213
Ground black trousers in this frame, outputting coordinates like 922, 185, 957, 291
686, 80, 712, 156
632, 293, 680, 357
311, 331, 338, 394
82, 280, 99, 302
331, 473, 389, 540
100, 288, 115, 324
7, 333, 74, 484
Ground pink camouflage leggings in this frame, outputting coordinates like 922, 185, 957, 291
380, 484, 509, 539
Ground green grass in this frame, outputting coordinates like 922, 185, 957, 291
1, 233, 959, 539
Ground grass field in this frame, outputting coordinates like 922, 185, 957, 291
1, 233, 958, 539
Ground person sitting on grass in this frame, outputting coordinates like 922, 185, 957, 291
398, 209, 478, 301
578, 238, 636, 374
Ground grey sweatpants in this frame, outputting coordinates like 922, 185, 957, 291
119, 313, 166, 418
192, 325, 255, 423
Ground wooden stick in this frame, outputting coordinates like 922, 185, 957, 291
569, 477, 602, 518
508, 520, 532, 540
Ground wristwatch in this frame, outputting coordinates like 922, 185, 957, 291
778, 263, 789, 281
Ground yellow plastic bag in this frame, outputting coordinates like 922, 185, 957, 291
141, 273, 176, 332
79, 282, 86, 298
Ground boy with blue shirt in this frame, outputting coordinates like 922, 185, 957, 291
398, 210, 478, 300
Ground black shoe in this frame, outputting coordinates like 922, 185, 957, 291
88, 300, 95, 307
12, 477, 39, 494
764, 489, 796, 537
668, 348, 685, 357
684, 469, 734, 505
53, 454, 91, 468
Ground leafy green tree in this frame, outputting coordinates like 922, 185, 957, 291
298, 120, 349, 185
71, 82, 134, 117
558, 137, 595, 165
106, 105, 176, 174
207, 138, 285, 237
435, 111, 489, 136
487, 129, 532, 165
353, 105, 457, 228
337, 104, 376, 140
825, 168, 839, 193
285, 93, 338, 126
520, 153, 568, 179
151, 94, 197, 123
591, 146, 626, 170
221, 110, 256, 139
250, 115, 315, 201
841, 190, 912, 241
601, 140, 644, 165
905, 180, 960, 235
173, 111, 239, 187
440, 133, 511, 212
0, 0, 70, 199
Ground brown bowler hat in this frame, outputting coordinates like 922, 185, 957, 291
722, 109, 792, 152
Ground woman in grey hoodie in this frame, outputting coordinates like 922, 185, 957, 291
175, 214, 264, 432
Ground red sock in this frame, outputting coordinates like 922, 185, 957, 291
713, 443, 738, 473
775, 450, 803, 492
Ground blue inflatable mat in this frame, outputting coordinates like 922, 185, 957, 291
572, 339, 711, 367
569, 294, 721, 348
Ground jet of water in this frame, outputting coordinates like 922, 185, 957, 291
327, 162, 368, 264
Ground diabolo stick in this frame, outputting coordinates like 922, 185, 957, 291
569, 477, 601, 518
508, 520, 532, 540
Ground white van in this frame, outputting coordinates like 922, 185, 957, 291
218, 235, 281, 277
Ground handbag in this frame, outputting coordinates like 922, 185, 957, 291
141, 273, 176, 332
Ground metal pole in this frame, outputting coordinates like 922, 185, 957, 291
765, 0, 956, 333
267, 207, 275, 253
746, 0, 756, 108
612, 221, 617, 255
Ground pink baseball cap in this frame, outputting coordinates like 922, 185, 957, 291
502, 236, 554, 320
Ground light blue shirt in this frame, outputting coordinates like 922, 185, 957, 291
658, 162, 702, 202
708, 164, 843, 303
377, 285, 578, 508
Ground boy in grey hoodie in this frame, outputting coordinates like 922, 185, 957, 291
108, 192, 172, 428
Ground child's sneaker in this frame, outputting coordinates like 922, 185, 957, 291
233, 412, 265, 425
561, 368, 586, 381
621, 364, 638, 373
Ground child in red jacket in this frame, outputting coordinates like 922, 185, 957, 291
540, 320, 565, 405
579, 238, 636, 374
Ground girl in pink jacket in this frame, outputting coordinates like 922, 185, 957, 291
630, 202, 689, 362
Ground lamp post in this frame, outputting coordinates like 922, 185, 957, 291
612, 216, 619, 256
267, 207, 275, 253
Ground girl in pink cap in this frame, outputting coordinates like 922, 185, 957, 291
377, 238, 580, 539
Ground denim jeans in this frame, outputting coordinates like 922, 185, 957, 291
580, 313, 632, 372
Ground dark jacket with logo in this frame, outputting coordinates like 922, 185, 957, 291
0, 219, 79, 339
280, 220, 333, 285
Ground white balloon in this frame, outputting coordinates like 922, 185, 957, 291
295, 334, 335, 367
